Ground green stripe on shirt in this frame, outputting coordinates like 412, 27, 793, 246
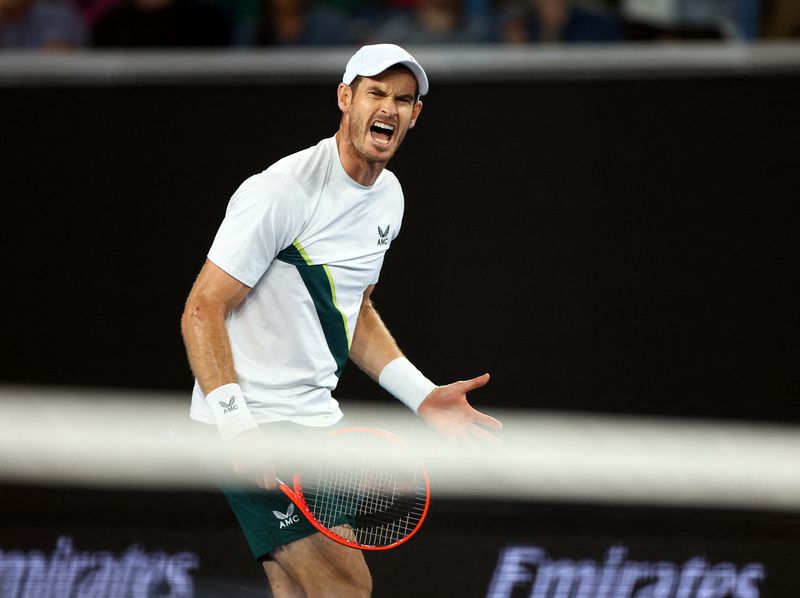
276, 241, 350, 377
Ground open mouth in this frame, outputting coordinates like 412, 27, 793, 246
370, 121, 395, 145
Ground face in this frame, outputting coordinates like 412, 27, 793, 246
338, 69, 423, 165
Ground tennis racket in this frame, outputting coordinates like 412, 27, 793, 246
276, 427, 430, 551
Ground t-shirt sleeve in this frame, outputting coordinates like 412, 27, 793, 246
207, 172, 306, 287
370, 179, 404, 285
392, 188, 404, 241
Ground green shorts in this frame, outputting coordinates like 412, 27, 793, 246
216, 421, 335, 561
222, 483, 318, 561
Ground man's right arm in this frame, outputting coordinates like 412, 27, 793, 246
181, 259, 251, 394
182, 259, 277, 487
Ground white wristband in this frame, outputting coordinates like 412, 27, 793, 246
378, 357, 437, 414
205, 383, 258, 440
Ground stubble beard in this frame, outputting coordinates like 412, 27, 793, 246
348, 114, 403, 166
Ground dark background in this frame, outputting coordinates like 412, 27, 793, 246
1, 70, 799, 597
2, 73, 798, 420
0, 76, 800, 421
3, 486, 800, 597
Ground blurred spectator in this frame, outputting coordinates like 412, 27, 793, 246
92, 0, 231, 46
252, 0, 354, 45
199, 0, 261, 46
498, 0, 622, 43
372, 0, 492, 44
73, 0, 123, 27
620, 0, 736, 40
0, 0, 86, 48
761, 0, 800, 39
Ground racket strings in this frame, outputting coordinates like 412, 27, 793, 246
300, 432, 428, 548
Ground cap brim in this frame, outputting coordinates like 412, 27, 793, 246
355, 59, 429, 97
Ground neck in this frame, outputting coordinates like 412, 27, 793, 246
335, 128, 385, 187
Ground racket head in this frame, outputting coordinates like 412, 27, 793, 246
288, 427, 430, 551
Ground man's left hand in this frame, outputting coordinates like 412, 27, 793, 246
417, 373, 502, 442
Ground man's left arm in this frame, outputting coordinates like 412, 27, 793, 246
349, 285, 502, 442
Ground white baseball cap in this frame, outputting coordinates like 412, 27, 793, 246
342, 44, 429, 97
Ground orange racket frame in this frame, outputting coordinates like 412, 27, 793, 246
276, 427, 430, 551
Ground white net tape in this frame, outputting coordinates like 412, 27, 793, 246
2, 385, 799, 511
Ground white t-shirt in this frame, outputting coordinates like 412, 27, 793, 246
190, 136, 403, 426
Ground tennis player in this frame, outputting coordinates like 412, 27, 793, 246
181, 43, 502, 597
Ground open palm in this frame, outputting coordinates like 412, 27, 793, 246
417, 373, 502, 442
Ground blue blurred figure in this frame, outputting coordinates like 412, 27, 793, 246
251, 0, 354, 45
372, 0, 493, 44
0, 0, 86, 48
498, 0, 622, 44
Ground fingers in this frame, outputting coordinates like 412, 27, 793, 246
459, 372, 490, 392
232, 455, 277, 490
435, 412, 501, 444
472, 409, 503, 430
468, 424, 501, 443
445, 423, 499, 445
250, 468, 277, 490
261, 467, 278, 490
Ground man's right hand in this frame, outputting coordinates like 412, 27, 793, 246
229, 428, 278, 490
